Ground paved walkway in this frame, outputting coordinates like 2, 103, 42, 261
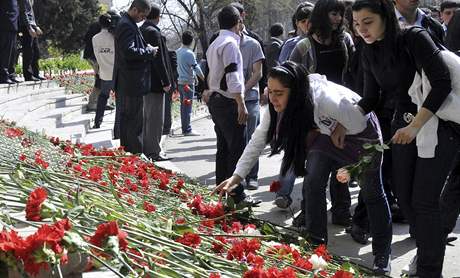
155, 111, 460, 278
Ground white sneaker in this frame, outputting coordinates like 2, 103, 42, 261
401, 254, 417, 276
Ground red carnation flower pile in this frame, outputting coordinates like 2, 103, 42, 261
0, 219, 72, 276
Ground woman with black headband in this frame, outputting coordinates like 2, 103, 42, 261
212, 61, 392, 275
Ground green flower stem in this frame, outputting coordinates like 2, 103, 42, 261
88, 253, 125, 278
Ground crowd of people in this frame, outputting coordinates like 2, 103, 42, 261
3, 0, 460, 276
206, 0, 460, 277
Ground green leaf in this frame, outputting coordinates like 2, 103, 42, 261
226, 197, 235, 210
260, 222, 277, 236
382, 143, 391, 150
362, 155, 372, 163
374, 144, 384, 152
362, 143, 373, 150
173, 224, 194, 235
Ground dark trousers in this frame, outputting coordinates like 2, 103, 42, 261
0, 31, 16, 81
20, 25, 40, 79
441, 150, 460, 237
303, 151, 392, 255
142, 92, 165, 157
163, 89, 172, 135
94, 80, 113, 126
208, 93, 246, 201
113, 92, 122, 140
392, 116, 459, 277
120, 95, 143, 154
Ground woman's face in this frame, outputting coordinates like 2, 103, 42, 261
296, 18, 310, 34
328, 10, 343, 30
352, 8, 386, 44
268, 77, 290, 113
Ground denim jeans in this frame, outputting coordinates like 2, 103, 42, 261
179, 84, 194, 134
208, 93, 246, 202
303, 150, 392, 257
392, 117, 459, 277
245, 99, 260, 181
94, 80, 113, 126
278, 166, 351, 218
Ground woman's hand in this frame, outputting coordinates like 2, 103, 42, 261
331, 123, 347, 149
392, 125, 420, 144
211, 175, 243, 201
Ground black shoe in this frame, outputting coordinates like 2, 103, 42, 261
331, 214, 352, 227
92, 124, 100, 129
150, 154, 172, 162
373, 255, 391, 275
299, 227, 327, 245
0, 78, 15, 84
292, 211, 306, 227
105, 105, 115, 110
25, 76, 40, 82
350, 224, 369, 245
446, 236, 457, 246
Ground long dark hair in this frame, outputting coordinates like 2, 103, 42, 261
352, 0, 401, 67
308, 0, 346, 43
446, 9, 460, 54
266, 61, 315, 177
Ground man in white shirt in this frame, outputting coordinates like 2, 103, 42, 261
92, 13, 115, 128
205, 5, 253, 205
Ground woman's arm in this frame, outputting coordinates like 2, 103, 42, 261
393, 29, 451, 144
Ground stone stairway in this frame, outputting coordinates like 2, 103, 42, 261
0, 80, 118, 148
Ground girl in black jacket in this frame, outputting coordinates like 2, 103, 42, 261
352, 0, 459, 277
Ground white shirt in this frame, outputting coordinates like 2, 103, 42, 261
234, 74, 368, 179
92, 29, 115, 81
395, 8, 425, 28
206, 30, 245, 99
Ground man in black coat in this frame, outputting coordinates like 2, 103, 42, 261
140, 4, 172, 161
113, 0, 157, 154
18, 0, 44, 81
0, 0, 21, 84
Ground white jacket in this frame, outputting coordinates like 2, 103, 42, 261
92, 29, 115, 81
234, 74, 368, 179
408, 50, 460, 158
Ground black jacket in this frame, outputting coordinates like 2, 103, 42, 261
0, 0, 20, 32
18, 0, 35, 28
140, 21, 170, 94
113, 14, 155, 97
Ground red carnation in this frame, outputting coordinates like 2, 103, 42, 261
175, 232, 201, 248
25, 187, 49, 221
89, 221, 128, 252
209, 273, 221, 278
4, 127, 24, 138
243, 268, 267, 278
332, 270, 354, 278
269, 180, 281, 192
314, 244, 332, 261
143, 201, 156, 213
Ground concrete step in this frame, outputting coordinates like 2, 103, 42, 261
0, 80, 59, 94
2, 93, 86, 124
17, 95, 87, 127
0, 87, 68, 108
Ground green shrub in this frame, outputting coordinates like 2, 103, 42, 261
39, 54, 91, 73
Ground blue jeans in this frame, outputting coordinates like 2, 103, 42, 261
303, 151, 392, 257
245, 99, 260, 181
94, 80, 113, 125
179, 84, 194, 134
